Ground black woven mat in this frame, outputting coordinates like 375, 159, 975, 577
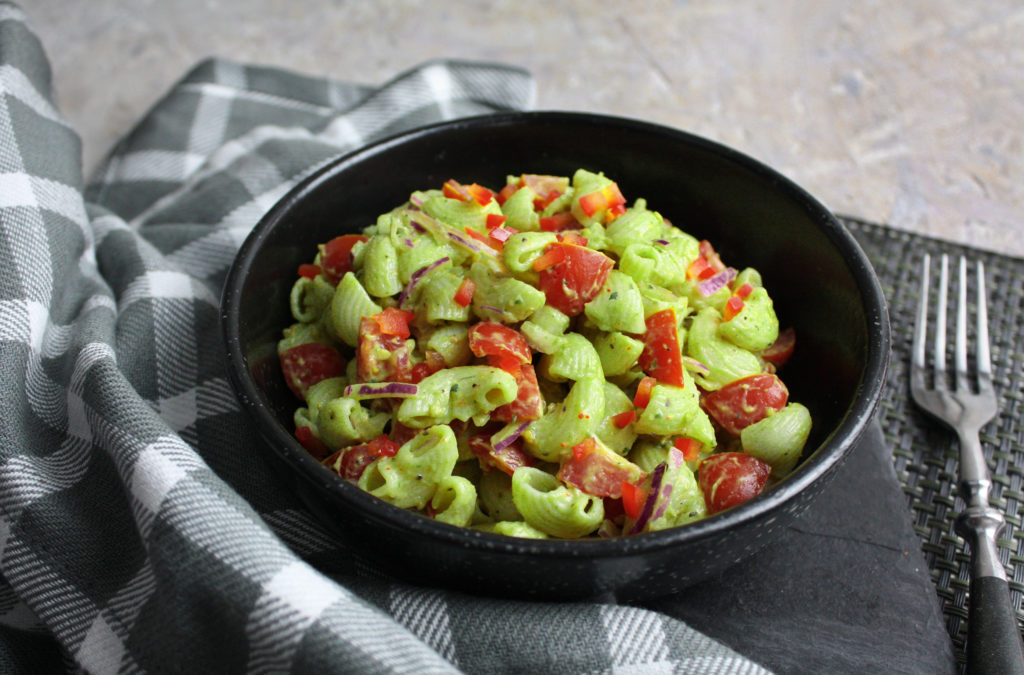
842, 217, 1024, 670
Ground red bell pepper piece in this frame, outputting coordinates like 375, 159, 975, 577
633, 376, 657, 408
453, 278, 475, 307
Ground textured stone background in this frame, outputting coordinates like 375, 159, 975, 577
24, 0, 1024, 257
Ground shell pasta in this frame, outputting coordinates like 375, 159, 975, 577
277, 170, 812, 538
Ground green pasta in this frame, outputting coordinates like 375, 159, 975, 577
430, 476, 478, 527
511, 467, 604, 538
740, 403, 812, 477
524, 376, 604, 462
539, 333, 603, 382
686, 306, 763, 388
397, 366, 517, 428
361, 234, 402, 298
584, 270, 646, 334
278, 171, 813, 539
592, 331, 644, 377
331, 272, 382, 347
717, 286, 779, 351
358, 425, 459, 509
500, 186, 540, 232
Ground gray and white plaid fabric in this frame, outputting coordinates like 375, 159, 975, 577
0, 5, 769, 673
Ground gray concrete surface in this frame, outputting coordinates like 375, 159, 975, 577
23, 0, 1024, 257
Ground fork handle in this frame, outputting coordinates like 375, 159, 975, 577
959, 511, 1024, 675
969, 575, 1024, 675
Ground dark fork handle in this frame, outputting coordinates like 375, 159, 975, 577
969, 575, 1024, 675
960, 511, 1024, 675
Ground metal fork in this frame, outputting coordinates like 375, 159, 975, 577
911, 254, 1024, 674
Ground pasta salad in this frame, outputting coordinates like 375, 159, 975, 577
278, 170, 811, 538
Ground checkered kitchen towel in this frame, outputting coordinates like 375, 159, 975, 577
0, 5, 769, 674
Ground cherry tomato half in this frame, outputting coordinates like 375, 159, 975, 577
698, 452, 772, 514
468, 322, 532, 369
536, 242, 614, 316
337, 435, 399, 481
761, 327, 796, 367
279, 342, 346, 399
702, 373, 789, 436
321, 234, 368, 284
491, 363, 545, 422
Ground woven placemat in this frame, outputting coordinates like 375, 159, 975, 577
842, 217, 1024, 670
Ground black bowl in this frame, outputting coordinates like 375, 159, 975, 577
221, 111, 890, 601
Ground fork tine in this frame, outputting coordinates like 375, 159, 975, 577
911, 254, 930, 387
976, 259, 994, 389
934, 254, 950, 390
955, 256, 969, 392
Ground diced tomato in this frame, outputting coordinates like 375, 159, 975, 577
534, 190, 561, 211
409, 362, 433, 383
464, 226, 499, 251
557, 437, 644, 498
571, 440, 590, 462
761, 327, 796, 367
611, 409, 636, 429
633, 376, 657, 408
467, 433, 535, 476
280, 342, 346, 399
442, 179, 472, 201
621, 481, 648, 519
699, 240, 726, 273
373, 307, 415, 338
297, 263, 322, 279
536, 242, 615, 316
702, 373, 789, 436
453, 278, 476, 307
735, 283, 755, 299
492, 363, 545, 422
467, 183, 496, 206
699, 452, 772, 513
723, 295, 745, 321
468, 322, 532, 367
531, 245, 567, 271
321, 234, 368, 284
673, 437, 702, 462
638, 308, 686, 387
577, 183, 626, 217
496, 182, 521, 205
357, 314, 412, 383
486, 213, 508, 230
337, 435, 400, 481
606, 203, 627, 221
686, 257, 716, 281
603, 496, 625, 522
521, 174, 569, 202
558, 232, 588, 247
538, 212, 581, 232
295, 425, 332, 460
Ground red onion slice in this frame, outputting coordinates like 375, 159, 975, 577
628, 462, 667, 535
489, 227, 516, 243
398, 256, 450, 307
682, 356, 710, 378
698, 267, 737, 297
491, 420, 531, 452
652, 484, 674, 521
